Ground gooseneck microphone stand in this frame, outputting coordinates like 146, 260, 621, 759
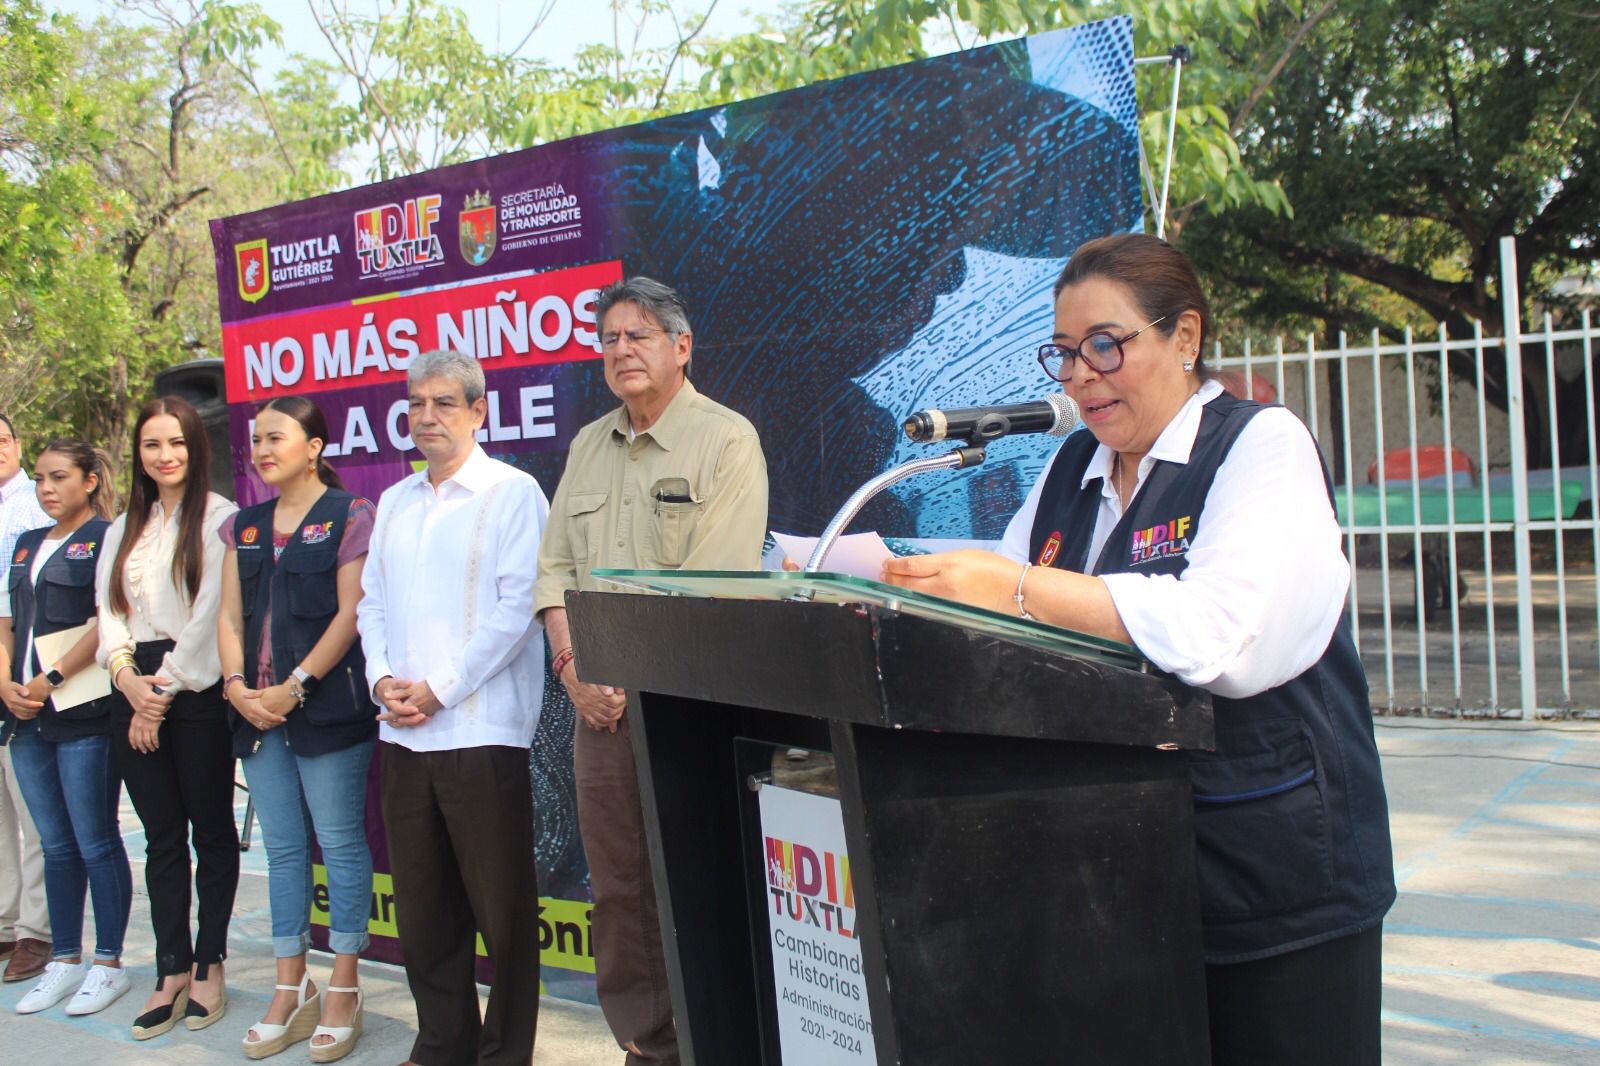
803, 444, 988, 574
800, 393, 1079, 579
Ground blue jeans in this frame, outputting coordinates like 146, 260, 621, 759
8, 723, 132, 961
242, 729, 374, 956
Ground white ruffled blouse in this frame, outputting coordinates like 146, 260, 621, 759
96, 492, 237, 693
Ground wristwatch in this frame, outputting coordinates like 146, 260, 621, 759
291, 666, 321, 697
44, 667, 65, 688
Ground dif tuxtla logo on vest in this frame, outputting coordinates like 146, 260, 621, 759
1130, 514, 1193, 565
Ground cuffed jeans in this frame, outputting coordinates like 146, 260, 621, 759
8, 722, 132, 961
241, 728, 374, 957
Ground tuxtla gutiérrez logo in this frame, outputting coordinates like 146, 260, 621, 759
236, 238, 269, 302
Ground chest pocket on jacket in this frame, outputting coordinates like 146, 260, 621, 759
564, 490, 608, 572
40, 564, 95, 624
236, 551, 266, 616
1190, 717, 1334, 921
647, 496, 702, 569
283, 549, 339, 618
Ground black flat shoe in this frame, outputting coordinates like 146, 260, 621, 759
184, 989, 229, 1031
131, 979, 190, 1041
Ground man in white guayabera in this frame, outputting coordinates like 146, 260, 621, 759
356, 350, 550, 1065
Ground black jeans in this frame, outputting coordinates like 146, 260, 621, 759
1205, 923, 1383, 1066
110, 641, 238, 978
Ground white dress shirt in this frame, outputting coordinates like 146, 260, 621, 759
358, 445, 549, 752
0, 468, 48, 571
999, 379, 1350, 699
96, 493, 238, 692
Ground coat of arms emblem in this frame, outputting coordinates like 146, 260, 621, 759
459, 191, 496, 266
236, 239, 270, 302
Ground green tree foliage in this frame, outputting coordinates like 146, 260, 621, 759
5, 0, 1591, 467
1187, 0, 1597, 335
0, 0, 345, 461
0, 0, 140, 450
1179, 0, 1598, 461
299, 0, 744, 169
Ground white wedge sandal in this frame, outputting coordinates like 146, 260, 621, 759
242, 972, 320, 1060
308, 985, 364, 1063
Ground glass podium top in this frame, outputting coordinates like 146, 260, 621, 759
590, 568, 1145, 670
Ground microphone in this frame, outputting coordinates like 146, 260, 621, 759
903, 394, 1080, 444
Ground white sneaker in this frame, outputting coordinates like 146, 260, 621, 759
64, 963, 131, 1016
15, 960, 87, 1014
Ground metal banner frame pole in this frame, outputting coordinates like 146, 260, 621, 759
1134, 45, 1191, 239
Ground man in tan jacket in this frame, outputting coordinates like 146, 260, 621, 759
535, 277, 768, 1065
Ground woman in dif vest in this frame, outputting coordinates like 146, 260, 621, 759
0, 440, 131, 1018
99, 396, 239, 1039
217, 396, 376, 1062
881, 234, 1395, 1066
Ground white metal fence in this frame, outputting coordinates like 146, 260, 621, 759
1212, 237, 1600, 719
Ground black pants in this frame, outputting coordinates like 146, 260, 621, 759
1206, 924, 1383, 1066
109, 641, 238, 978
381, 742, 541, 1066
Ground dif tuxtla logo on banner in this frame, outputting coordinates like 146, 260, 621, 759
208, 16, 1141, 1004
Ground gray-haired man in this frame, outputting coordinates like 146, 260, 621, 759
356, 351, 549, 1065
535, 278, 768, 1065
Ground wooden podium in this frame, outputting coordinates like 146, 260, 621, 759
568, 571, 1214, 1065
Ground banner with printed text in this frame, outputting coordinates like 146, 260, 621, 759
210, 17, 1140, 1002
759, 785, 877, 1063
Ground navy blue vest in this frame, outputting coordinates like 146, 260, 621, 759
1029, 393, 1395, 963
4, 518, 114, 742
231, 490, 376, 757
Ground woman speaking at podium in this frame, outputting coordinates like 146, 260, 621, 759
882, 234, 1394, 1066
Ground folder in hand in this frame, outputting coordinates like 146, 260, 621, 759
32, 621, 112, 711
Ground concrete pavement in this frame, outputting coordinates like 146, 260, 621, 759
1377, 718, 1600, 1064
0, 719, 1595, 1063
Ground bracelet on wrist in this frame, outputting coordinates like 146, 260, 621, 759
1014, 561, 1034, 621
222, 673, 246, 700
551, 647, 576, 678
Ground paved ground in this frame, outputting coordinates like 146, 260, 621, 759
1377, 719, 1600, 1064
0, 720, 1595, 1063
1353, 561, 1600, 715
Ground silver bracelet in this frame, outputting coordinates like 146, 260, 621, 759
1014, 561, 1034, 621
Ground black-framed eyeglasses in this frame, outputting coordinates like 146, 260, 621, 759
1035, 314, 1170, 382
601, 327, 669, 352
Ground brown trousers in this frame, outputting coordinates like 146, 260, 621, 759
381, 742, 540, 1066
575, 717, 679, 1065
